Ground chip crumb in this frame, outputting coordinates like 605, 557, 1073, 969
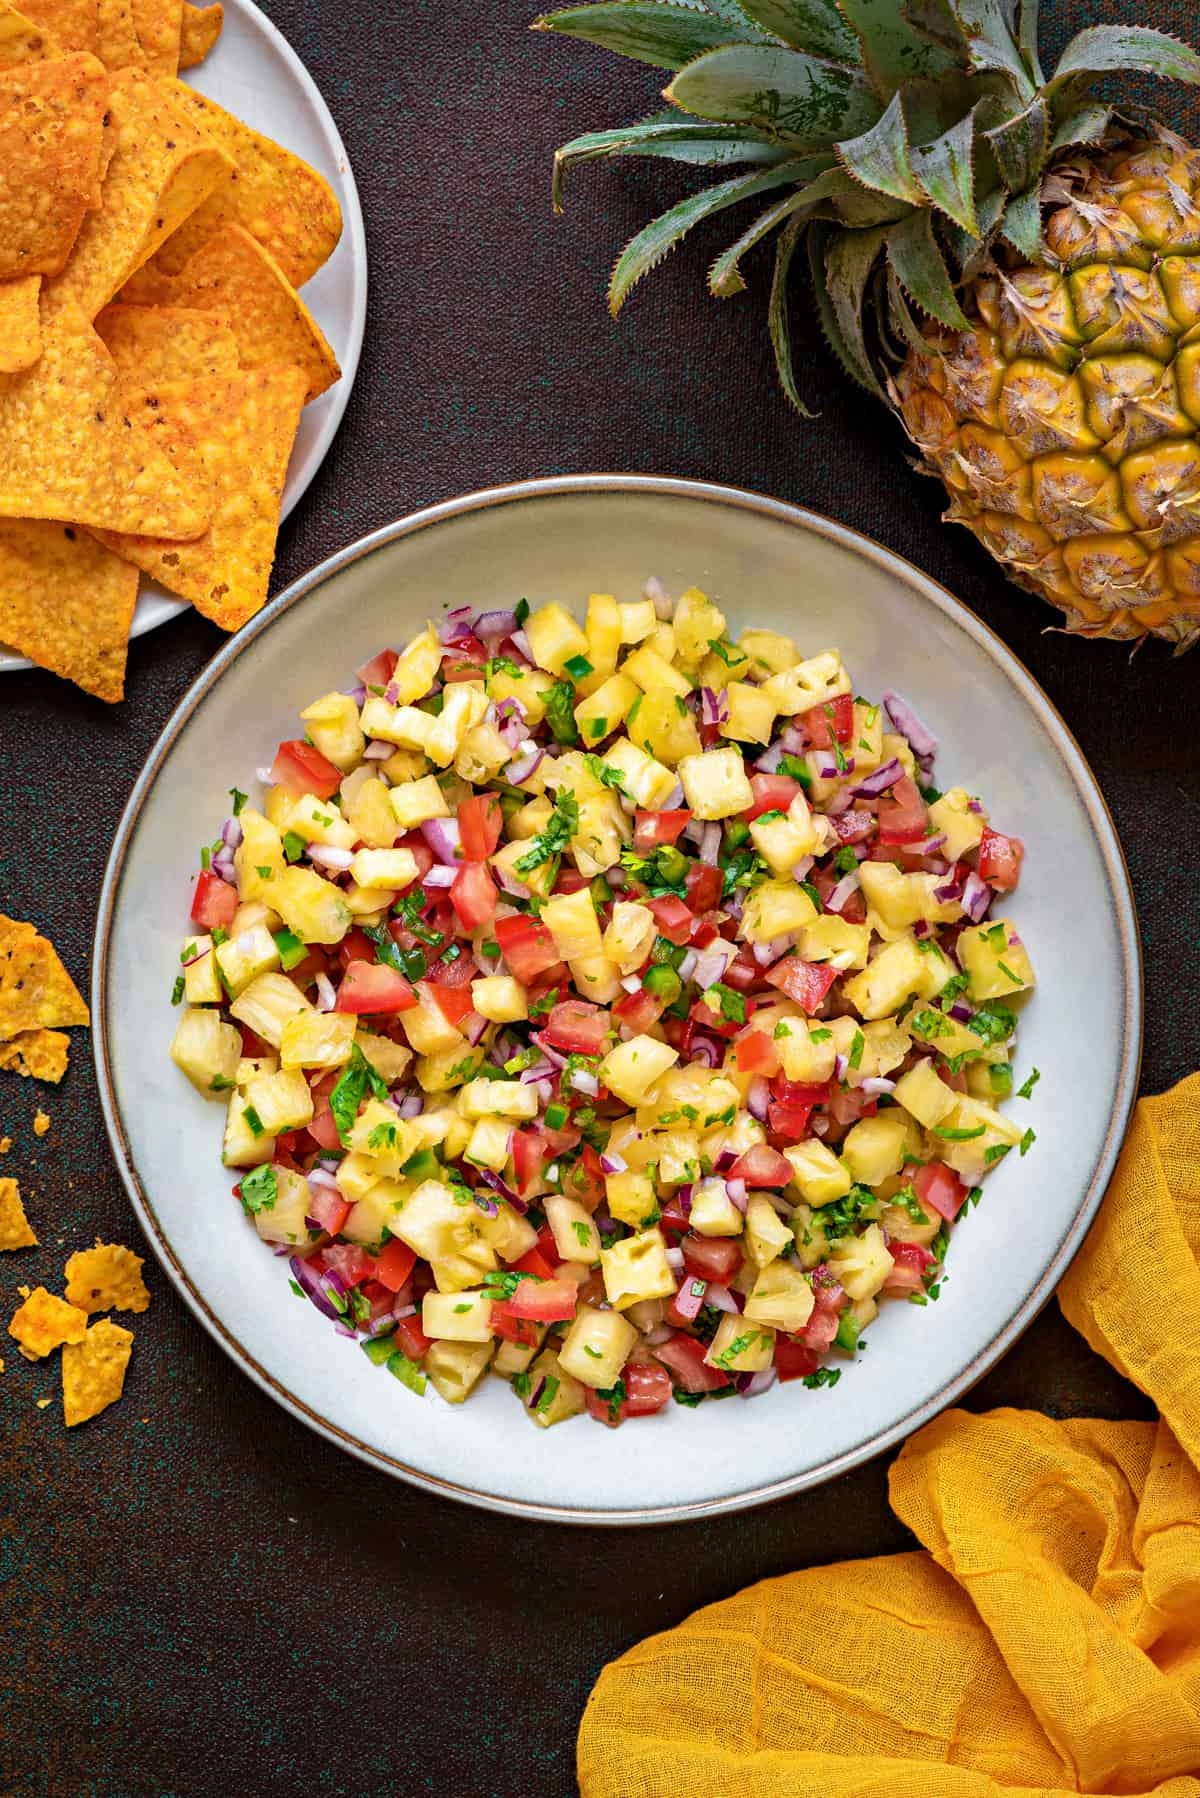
32, 1109, 49, 1136
0, 1176, 37, 1249
64, 1240, 149, 1315
0, 1136, 9, 1153
8, 1285, 87, 1357
62, 1316, 133, 1426
35, 1395, 51, 1409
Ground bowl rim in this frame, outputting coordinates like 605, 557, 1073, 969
92, 473, 1143, 1526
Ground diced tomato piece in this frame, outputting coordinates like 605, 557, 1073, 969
189, 869, 238, 930
495, 913, 560, 984
830, 809, 875, 845
730, 1143, 794, 1188
393, 831, 434, 884
937, 1063, 969, 1094
689, 918, 720, 949
424, 981, 475, 1027
646, 895, 694, 946
978, 827, 1024, 891
270, 739, 342, 801
493, 1278, 578, 1324
393, 1314, 433, 1361
509, 1128, 546, 1198
827, 1086, 877, 1128
688, 997, 741, 1042
658, 1202, 691, 1238
541, 1000, 609, 1057
441, 635, 488, 682
534, 1223, 564, 1268
681, 1235, 743, 1283
586, 1360, 672, 1424
666, 1275, 708, 1326
510, 1244, 556, 1281
304, 1102, 343, 1153
490, 1310, 542, 1347
684, 863, 723, 913
765, 956, 839, 1015
877, 774, 928, 845
734, 1030, 779, 1076
653, 1331, 730, 1393
307, 1185, 350, 1236
884, 1241, 935, 1294
746, 773, 803, 820
775, 1336, 822, 1382
767, 1100, 813, 1142
563, 1144, 606, 1212
801, 692, 854, 747
613, 987, 665, 1034
721, 947, 768, 993
633, 809, 690, 853
425, 948, 475, 987
357, 647, 398, 688
236, 1023, 271, 1058
772, 1076, 831, 1106
373, 1237, 417, 1293
335, 960, 417, 1014
457, 793, 503, 861
450, 859, 496, 931
334, 927, 376, 972
322, 1242, 374, 1285
801, 1277, 846, 1351
912, 1160, 968, 1221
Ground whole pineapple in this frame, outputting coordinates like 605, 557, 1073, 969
536, 0, 1200, 649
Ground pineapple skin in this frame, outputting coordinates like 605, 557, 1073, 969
892, 138, 1200, 651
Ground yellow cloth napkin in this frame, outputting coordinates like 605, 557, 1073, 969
578, 1076, 1200, 1797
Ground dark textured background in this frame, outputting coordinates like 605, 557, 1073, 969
3, 1, 1199, 1792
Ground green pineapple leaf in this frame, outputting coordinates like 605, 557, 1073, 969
884, 207, 971, 327
1049, 25, 1200, 91
1015, 0, 1043, 86
836, 90, 927, 205
607, 158, 816, 313
902, 0, 969, 61
1048, 102, 1111, 154
709, 165, 839, 295
531, 2, 752, 71
768, 213, 817, 413
949, 0, 1035, 97
909, 106, 980, 235
696, 0, 774, 25
552, 115, 792, 211
665, 44, 881, 146
732, 0, 860, 64
943, 182, 1002, 275
999, 184, 1044, 259
824, 222, 890, 395
840, 0, 959, 99
885, 263, 938, 354
983, 93, 1049, 191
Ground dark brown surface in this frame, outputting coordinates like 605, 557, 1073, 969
2, 1, 1198, 1792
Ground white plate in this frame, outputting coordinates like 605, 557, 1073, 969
0, 0, 366, 673
94, 476, 1142, 1525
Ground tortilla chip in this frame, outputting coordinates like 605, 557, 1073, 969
121, 222, 337, 400
130, 0, 175, 72
0, 1027, 69, 1079
0, 517, 138, 700
156, 83, 341, 288
0, 2, 62, 65
62, 1315, 132, 1423
0, 52, 109, 279
177, 0, 217, 67
95, 0, 141, 68
0, 303, 209, 540
0, 1177, 36, 1248
9, 1285, 87, 1356
0, 913, 89, 1033
42, 67, 232, 322
96, 301, 237, 381
0, 275, 40, 372
96, 362, 306, 630
17, 0, 98, 55
64, 1240, 149, 1313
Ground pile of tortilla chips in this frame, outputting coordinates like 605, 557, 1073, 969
0, 913, 89, 1081
0, 1, 342, 702
6, 1219, 149, 1424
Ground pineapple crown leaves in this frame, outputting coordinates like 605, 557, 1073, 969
536, 0, 1200, 407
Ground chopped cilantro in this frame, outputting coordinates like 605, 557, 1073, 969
889, 1185, 929, 1226
967, 1001, 1016, 1045
170, 976, 185, 1006
544, 680, 579, 746
583, 754, 625, 791
848, 1030, 865, 1070
833, 847, 859, 874
229, 786, 248, 817
809, 1027, 832, 1043
802, 1366, 842, 1389
996, 960, 1021, 984
238, 1164, 277, 1215
534, 1375, 560, 1414
515, 790, 579, 873
330, 1043, 388, 1145
595, 1377, 626, 1422
777, 753, 811, 787
706, 637, 740, 667
571, 1220, 592, 1247
208, 1074, 235, 1093
564, 653, 593, 680
368, 1122, 399, 1152
282, 830, 306, 863
514, 597, 529, 626
211, 926, 228, 947
707, 983, 746, 1025
511, 1370, 531, 1398
1019, 1127, 1036, 1157
933, 1123, 986, 1140
984, 1143, 1012, 1166
1017, 1066, 1040, 1099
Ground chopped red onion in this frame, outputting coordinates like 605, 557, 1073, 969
567, 1067, 599, 1097
306, 1167, 340, 1191
676, 948, 700, 983
687, 1033, 721, 1068
289, 1255, 345, 1322
517, 1058, 554, 1083
533, 1080, 554, 1110
474, 608, 518, 647
692, 942, 736, 989
967, 798, 984, 815
478, 1167, 525, 1211
494, 861, 530, 897
907, 834, 947, 856
526, 1376, 546, 1411
212, 850, 237, 884
220, 817, 242, 850
812, 1115, 829, 1136
346, 684, 367, 707
713, 1146, 739, 1174
420, 817, 462, 864
662, 781, 685, 810
960, 871, 993, 922
606, 865, 626, 889
363, 738, 394, 761
308, 844, 354, 871
504, 746, 544, 786
645, 575, 672, 619
780, 724, 807, 754
392, 1093, 423, 1117
737, 1365, 777, 1398
792, 854, 814, 881
510, 627, 534, 662
860, 1076, 896, 1096
705, 1283, 742, 1315
913, 918, 931, 939
746, 1075, 771, 1122
824, 786, 854, 816
532, 1035, 568, 1070
934, 878, 962, 903
463, 1010, 488, 1046
599, 1149, 627, 1175
645, 1322, 675, 1344
700, 687, 729, 727
314, 972, 336, 1012
848, 757, 902, 799
882, 690, 938, 760
422, 864, 456, 888
834, 1052, 848, 1081
391, 1303, 417, 1321
698, 821, 723, 865
949, 1001, 974, 1023
726, 1177, 748, 1212
665, 1246, 685, 1272
180, 941, 210, 968
751, 935, 791, 967
754, 743, 784, 774
813, 751, 842, 780
620, 975, 642, 994
826, 871, 860, 913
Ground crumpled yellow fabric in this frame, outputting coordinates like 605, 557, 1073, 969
578, 1076, 1200, 1797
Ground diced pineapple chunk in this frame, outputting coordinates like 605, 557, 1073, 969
344, 776, 400, 848
902, 1003, 981, 1062
829, 1222, 893, 1301
720, 681, 777, 745
761, 650, 850, 714
652, 1128, 699, 1185
182, 936, 221, 1004
348, 847, 419, 891
689, 1177, 744, 1237
571, 953, 622, 1004
603, 901, 656, 976
600, 1228, 676, 1309
271, 866, 352, 945
525, 601, 590, 675
422, 1288, 493, 1343
958, 920, 1036, 1000
605, 1170, 658, 1229
618, 598, 657, 643
215, 923, 280, 996
774, 1018, 837, 1084
242, 1067, 313, 1134
575, 671, 638, 745
842, 939, 924, 1019
745, 1193, 793, 1267
783, 1139, 853, 1205
542, 887, 602, 962
506, 793, 553, 839
487, 664, 553, 727
705, 1313, 775, 1373
229, 972, 313, 1048
849, 700, 885, 771
545, 1195, 601, 1265
603, 736, 678, 809
456, 721, 513, 785
841, 1113, 910, 1186
359, 697, 434, 749
234, 809, 285, 903
285, 793, 356, 850
738, 628, 797, 675
677, 745, 752, 821
936, 1095, 1025, 1179
416, 1043, 483, 1094
750, 804, 816, 878
893, 1057, 957, 1128
622, 642, 691, 698
911, 939, 959, 1001
388, 774, 450, 830
355, 1029, 412, 1085
171, 1007, 241, 1097
252, 1167, 312, 1247
571, 793, 629, 878
928, 786, 987, 860
459, 1078, 538, 1121
743, 1260, 815, 1333
222, 1092, 275, 1168
525, 1348, 587, 1428
390, 1179, 476, 1261
400, 988, 466, 1057
672, 586, 726, 664
740, 879, 818, 944
601, 1035, 678, 1107
346, 1101, 418, 1174
800, 914, 871, 971
585, 591, 622, 675
791, 1202, 829, 1269
464, 1116, 514, 1173
336, 1152, 383, 1203
627, 689, 701, 765
299, 691, 365, 771
426, 683, 489, 767
425, 1338, 494, 1403
342, 1179, 410, 1245
470, 975, 527, 1023
494, 1328, 544, 1376
558, 1304, 637, 1388
236, 1053, 277, 1085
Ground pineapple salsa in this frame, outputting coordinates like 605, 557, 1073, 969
169, 582, 1037, 1428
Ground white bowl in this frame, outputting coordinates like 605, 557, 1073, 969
94, 475, 1141, 1524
